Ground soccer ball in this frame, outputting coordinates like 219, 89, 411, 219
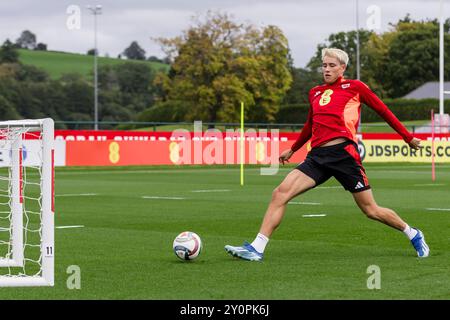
173, 231, 202, 261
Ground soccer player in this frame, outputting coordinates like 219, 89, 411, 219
225, 48, 429, 261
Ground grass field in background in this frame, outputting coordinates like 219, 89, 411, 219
0, 163, 448, 299
18, 49, 169, 79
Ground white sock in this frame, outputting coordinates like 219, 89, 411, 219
250, 233, 269, 253
403, 224, 418, 240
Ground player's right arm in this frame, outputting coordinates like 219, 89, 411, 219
279, 93, 314, 164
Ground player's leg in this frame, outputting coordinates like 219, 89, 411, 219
259, 169, 316, 237
352, 188, 406, 230
332, 141, 429, 257
352, 189, 429, 257
331, 141, 407, 229
225, 153, 331, 261
224, 169, 316, 261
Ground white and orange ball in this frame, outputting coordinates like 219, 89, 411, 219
173, 231, 202, 261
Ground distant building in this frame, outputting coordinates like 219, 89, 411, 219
403, 81, 450, 99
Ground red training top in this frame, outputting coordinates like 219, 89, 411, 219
291, 77, 414, 151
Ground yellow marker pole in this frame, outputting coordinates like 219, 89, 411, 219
240, 101, 244, 186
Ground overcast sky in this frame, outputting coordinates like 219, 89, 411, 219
0, 0, 447, 68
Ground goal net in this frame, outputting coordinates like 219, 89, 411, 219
0, 118, 54, 287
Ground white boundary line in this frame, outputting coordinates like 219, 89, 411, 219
55, 168, 256, 175
426, 208, 450, 211
56, 193, 98, 197
56, 225, 85, 229
302, 214, 327, 218
288, 202, 321, 205
50, 165, 450, 176
373, 171, 441, 174
142, 196, 186, 200
368, 165, 450, 169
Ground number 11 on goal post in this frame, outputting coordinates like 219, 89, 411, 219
0, 118, 54, 287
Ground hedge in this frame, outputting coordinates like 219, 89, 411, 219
137, 100, 191, 123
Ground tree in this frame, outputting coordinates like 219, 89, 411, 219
0, 95, 20, 120
307, 29, 374, 81
155, 11, 292, 123
35, 43, 47, 51
123, 41, 146, 60
99, 90, 133, 124
87, 48, 97, 56
359, 30, 397, 98
16, 64, 49, 82
15, 30, 37, 50
282, 67, 322, 105
162, 56, 171, 64
97, 62, 159, 117
305, 17, 450, 99
97, 65, 118, 90
0, 63, 20, 79
62, 76, 94, 117
375, 18, 450, 98
0, 39, 19, 63
147, 56, 163, 63
115, 62, 154, 94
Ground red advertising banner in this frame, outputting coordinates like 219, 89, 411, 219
66, 140, 310, 166
56, 130, 293, 141
55, 130, 450, 141
64, 130, 450, 166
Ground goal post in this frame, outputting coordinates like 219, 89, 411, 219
0, 118, 54, 287
0, 134, 24, 268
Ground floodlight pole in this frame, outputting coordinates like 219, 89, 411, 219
88, 5, 102, 130
439, 0, 444, 116
356, 0, 362, 134
356, 0, 360, 81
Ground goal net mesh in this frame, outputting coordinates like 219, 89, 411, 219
0, 126, 44, 279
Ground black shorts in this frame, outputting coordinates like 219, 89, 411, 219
296, 140, 371, 193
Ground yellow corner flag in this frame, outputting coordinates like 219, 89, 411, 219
240, 102, 244, 186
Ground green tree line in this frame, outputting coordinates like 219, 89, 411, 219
0, 13, 449, 127
0, 39, 158, 128
145, 13, 450, 125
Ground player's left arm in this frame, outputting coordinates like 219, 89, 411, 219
357, 81, 421, 150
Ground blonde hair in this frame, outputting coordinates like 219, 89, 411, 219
321, 48, 349, 65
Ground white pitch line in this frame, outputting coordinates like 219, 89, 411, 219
289, 202, 321, 205
142, 196, 186, 200
414, 184, 446, 187
426, 208, 450, 211
56, 193, 98, 197
56, 225, 85, 229
191, 189, 231, 193
302, 214, 327, 218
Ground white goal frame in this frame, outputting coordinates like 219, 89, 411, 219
0, 118, 54, 287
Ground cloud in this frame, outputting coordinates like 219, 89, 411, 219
0, 0, 446, 67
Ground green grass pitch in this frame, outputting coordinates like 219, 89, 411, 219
18, 49, 169, 79
0, 163, 449, 299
